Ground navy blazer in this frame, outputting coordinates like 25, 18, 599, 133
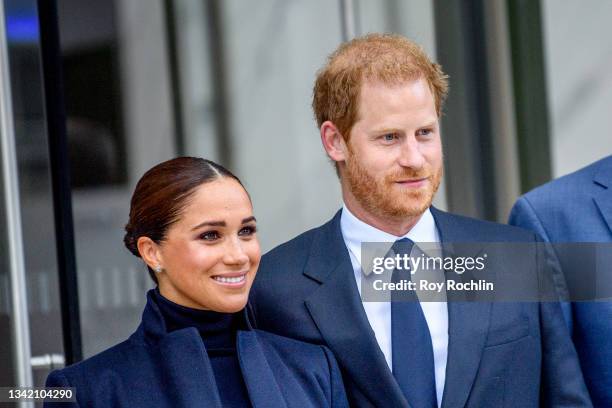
45, 291, 348, 408
250, 207, 592, 407
509, 155, 612, 407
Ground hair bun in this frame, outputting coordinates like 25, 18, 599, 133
123, 228, 141, 258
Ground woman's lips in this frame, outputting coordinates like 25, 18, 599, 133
212, 272, 248, 287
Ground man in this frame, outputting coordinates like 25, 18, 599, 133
250, 34, 591, 407
509, 155, 612, 407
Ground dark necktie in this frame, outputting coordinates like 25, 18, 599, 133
391, 238, 437, 408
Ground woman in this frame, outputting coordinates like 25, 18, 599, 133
45, 157, 348, 408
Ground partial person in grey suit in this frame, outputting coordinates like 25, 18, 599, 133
509, 155, 612, 407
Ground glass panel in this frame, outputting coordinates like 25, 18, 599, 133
542, 0, 612, 177
1, 0, 64, 391
0, 86, 16, 389
57, 0, 164, 358
356, 0, 436, 54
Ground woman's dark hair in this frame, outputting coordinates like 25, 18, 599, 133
124, 157, 245, 283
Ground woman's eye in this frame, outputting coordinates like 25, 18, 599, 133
200, 231, 220, 241
239, 226, 257, 236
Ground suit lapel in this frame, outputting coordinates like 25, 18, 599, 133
593, 156, 612, 235
237, 331, 288, 408
431, 208, 492, 408
303, 211, 409, 407
441, 301, 491, 407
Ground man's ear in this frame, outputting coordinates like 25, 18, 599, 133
320, 121, 348, 163
137, 236, 163, 271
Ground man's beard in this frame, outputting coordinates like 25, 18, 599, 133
343, 150, 442, 220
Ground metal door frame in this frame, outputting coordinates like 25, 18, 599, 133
0, 0, 33, 390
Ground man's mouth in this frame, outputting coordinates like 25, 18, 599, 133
394, 177, 429, 187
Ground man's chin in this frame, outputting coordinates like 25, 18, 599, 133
386, 191, 433, 218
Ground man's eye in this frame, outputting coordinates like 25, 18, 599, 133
417, 128, 433, 137
382, 133, 397, 141
200, 231, 220, 241
239, 226, 257, 236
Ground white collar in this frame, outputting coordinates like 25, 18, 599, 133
340, 204, 439, 270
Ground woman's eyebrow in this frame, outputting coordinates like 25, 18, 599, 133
191, 216, 256, 231
191, 220, 225, 230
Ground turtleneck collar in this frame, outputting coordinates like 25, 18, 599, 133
152, 288, 245, 351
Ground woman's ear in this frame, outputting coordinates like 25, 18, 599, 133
137, 237, 163, 271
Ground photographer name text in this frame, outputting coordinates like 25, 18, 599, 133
373, 279, 494, 292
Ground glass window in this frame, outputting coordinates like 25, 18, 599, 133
542, 0, 612, 176
1, 0, 64, 389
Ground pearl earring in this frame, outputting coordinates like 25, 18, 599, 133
154, 265, 163, 273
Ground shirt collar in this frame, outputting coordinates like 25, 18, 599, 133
340, 204, 439, 269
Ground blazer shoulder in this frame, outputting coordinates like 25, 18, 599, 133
510, 156, 611, 230
521, 156, 610, 204
48, 338, 141, 385
471, 217, 537, 242
264, 226, 318, 259
434, 208, 537, 242
259, 217, 334, 272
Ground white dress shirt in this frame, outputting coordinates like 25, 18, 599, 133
340, 205, 448, 406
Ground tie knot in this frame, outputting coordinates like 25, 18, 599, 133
392, 237, 414, 257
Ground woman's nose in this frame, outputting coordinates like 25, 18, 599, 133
224, 238, 249, 265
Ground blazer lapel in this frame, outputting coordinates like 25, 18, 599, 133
143, 292, 286, 408
431, 208, 492, 408
139, 292, 223, 408
158, 329, 224, 408
303, 211, 409, 407
593, 157, 612, 235
237, 331, 288, 408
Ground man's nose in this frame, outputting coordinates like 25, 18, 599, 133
397, 137, 425, 169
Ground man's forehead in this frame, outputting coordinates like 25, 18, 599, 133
359, 77, 429, 95
355, 78, 437, 119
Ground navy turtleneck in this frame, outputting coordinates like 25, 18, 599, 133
152, 288, 252, 407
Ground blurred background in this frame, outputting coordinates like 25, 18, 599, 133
0, 0, 610, 399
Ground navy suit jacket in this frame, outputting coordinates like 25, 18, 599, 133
509, 155, 612, 407
45, 291, 348, 408
250, 207, 592, 407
